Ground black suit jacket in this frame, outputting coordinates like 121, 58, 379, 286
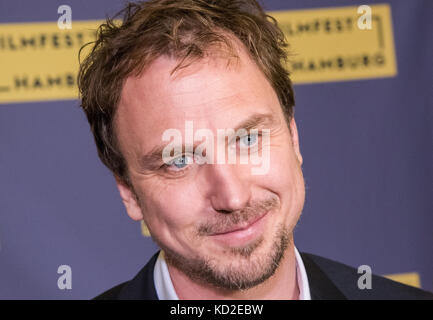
94, 251, 433, 300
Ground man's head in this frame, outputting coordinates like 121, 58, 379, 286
78, 0, 305, 291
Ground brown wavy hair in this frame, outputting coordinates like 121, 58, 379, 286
78, 0, 295, 186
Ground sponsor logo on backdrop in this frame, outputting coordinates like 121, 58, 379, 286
0, 21, 98, 104
269, 4, 397, 83
0, 4, 397, 101
384, 272, 421, 288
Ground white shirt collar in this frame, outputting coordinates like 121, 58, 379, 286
153, 250, 179, 300
294, 246, 311, 300
154, 246, 311, 300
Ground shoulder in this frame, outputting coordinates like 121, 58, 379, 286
92, 251, 161, 300
301, 252, 433, 300
93, 282, 129, 300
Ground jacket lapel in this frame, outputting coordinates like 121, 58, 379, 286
117, 250, 347, 300
300, 252, 347, 300
117, 251, 160, 300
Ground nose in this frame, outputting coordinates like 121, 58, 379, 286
203, 163, 252, 213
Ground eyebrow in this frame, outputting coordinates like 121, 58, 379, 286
232, 112, 277, 133
138, 112, 278, 169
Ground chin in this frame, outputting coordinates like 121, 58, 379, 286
198, 224, 289, 286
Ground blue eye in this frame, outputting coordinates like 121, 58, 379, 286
168, 155, 191, 169
239, 133, 258, 147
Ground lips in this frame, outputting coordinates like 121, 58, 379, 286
211, 211, 268, 235
209, 210, 270, 247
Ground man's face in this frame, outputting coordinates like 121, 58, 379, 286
114, 44, 305, 290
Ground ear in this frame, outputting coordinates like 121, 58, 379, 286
115, 177, 144, 221
289, 117, 303, 166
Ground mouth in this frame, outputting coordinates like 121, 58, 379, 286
209, 211, 270, 247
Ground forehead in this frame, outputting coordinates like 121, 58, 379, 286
115, 45, 282, 158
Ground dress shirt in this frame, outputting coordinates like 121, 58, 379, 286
154, 246, 311, 300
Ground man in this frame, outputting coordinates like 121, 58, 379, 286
78, 0, 432, 299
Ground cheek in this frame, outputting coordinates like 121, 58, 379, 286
267, 146, 300, 188
138, 181, 201, 244
265, 145, 305, 213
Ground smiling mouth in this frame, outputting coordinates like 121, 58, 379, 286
212, 212, 268, 235
209, 211, 270, 247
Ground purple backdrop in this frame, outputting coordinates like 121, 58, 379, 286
0, 0, 432, 299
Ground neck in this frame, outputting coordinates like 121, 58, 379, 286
166, 244, 299, 300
